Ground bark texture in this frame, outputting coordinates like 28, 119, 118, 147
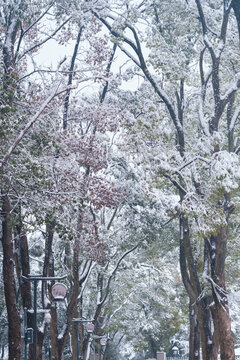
1, 195, 22, 359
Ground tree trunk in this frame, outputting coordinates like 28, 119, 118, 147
179, 214, 200, 360
179, 214, 217, 360
189, 302, 200, 360
1, 195, 22, 359
210, 305, 219, 360
211, 227, 234, 360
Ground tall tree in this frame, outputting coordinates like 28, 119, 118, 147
91, 0, 240, 359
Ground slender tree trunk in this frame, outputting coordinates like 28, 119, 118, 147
50, 234, 80, 360
14, 209, 32, 309
49, 304, 59, 360
179, 214, 200, 360
211, 227, 234, 360
210, 305, 219, 360
1, 195, 22, 359
189, 302, 200, 360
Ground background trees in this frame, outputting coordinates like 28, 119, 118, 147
1, 1, 240, 360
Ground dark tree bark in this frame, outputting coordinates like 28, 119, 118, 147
189, 301, 200, 360
210, 228, 235, 360
1, 195, 22, 359
232, 0, 240, 41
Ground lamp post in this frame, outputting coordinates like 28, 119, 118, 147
72, 318, 95, 360
22, 274, 67, 360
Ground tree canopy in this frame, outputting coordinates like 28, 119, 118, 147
1, 1, 240, 360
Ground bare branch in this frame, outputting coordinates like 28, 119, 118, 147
63, 26, 84, 130
99, 241, 141, 306
178, 156, 210, 172
15, 0, 57, 60
19, 16, 72, 60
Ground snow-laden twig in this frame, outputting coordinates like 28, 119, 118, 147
221, 72, 240, 102
19, 16, 72, 59
98, 240, 141, 307
15, 0, 57, 59
178, 156, 210, 172
78, 262, 96, 299
1, 74, 107, 168
29, 255, 44, 264
1, 82, 65, 168
229, 105, 240, 131
118, 44, 141, 67
107, 292, 133, 323
196, 288, 206, 304
140, 263, 162, 276
205, 275, 228, 311
164, 174, 187, 195
199, 91, 210, 136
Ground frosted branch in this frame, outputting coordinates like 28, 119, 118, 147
221, 73, 240, 103
118, 44, 141, 67
178, 157, 210, 172
1, 83, 65, 168
229, 105, 240, 131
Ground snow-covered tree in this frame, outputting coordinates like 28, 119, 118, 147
91, 1, 240, 359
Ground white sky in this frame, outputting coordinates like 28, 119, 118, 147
31, 32, 143, 94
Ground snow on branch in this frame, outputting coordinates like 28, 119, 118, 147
118, 44, 141, 67
221, 72, 240, 103
93, 11, 179, 132
164, 174, 187, 195
78, 262, 96, 300
98, 240, 141, 306
205, 275, 228, 311
178, 157, 210, 172
1, 83, 67, 168
199, 93, 210, 136
15, 0, 57, 58
140, 263, 162, 276
19, 16, 72, 59
1, 72, 104, 168
229, 105, 240, 132
108, 292, 133, 322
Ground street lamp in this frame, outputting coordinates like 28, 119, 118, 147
100, 337, 107, 346
172, 346, 179, 357
22, 274, 67, 360
72, 318, 95, 360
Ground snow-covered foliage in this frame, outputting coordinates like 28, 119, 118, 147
2, 0, 240, 359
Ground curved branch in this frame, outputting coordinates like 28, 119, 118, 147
19, 16, 71, 60
93, 12, 181, 142
100, 241, 141, 307
15, 0, 57, 61
195, 0, 208, 36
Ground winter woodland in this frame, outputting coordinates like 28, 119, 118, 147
1, 0, 240, 359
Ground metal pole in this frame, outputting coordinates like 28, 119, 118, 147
33, 279, 38, 360
76, 322, 80, 360
24, 308, 27, 360
21, 274, 67, 360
